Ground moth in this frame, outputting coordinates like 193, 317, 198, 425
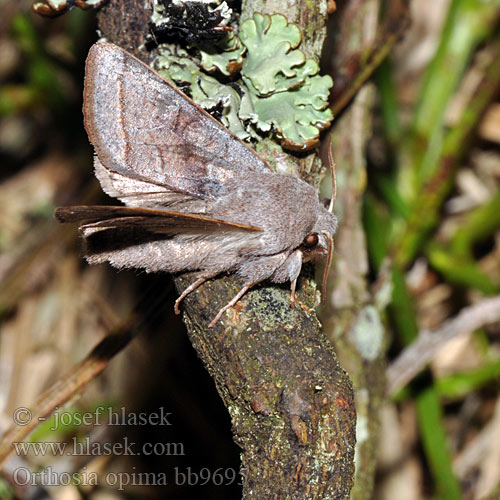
56, 43, 337, 328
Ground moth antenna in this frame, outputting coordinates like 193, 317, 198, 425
327, 142, 337, 213
148, 27, 158, 46
321, 231, 334, 303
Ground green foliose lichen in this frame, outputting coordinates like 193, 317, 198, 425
239, 13, 304, 96
239, 13, 333, 150
243, 59, 332, 150
152, 9, 333, 151
199, 32, 246, 76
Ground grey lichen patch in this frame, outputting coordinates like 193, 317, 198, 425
154, 46, 197, 83
374, 274, 393, 310
355, 414, 369, 446
246, 287, 300, 331
351, 306, 384, 361
154, 46, 252, 141
195, 78, 252, 141
151, 10, 333, 151
33, 0, 107, 16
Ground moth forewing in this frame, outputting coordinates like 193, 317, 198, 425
83, 42, 271, 202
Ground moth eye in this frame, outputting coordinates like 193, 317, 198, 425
302, 233, 319, 248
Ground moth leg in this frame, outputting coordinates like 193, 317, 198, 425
289, 277, 312, 315
174, 271, 220, 315
289, 278, 298, 308
208, 281, 258, 328
269, 250, 304, 308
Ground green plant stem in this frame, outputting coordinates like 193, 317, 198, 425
424, 192, 500, 293
393, 36, 500, 268
368, 2, 500, 497
426, 244, 497, 294
376, 58, 401, 148
363, 193, 391, 271
416, 384, 463, 500
450, 192, 500, 258
436, 360, 500, 400
397, 0, 500, 202
391, 269, 462, 500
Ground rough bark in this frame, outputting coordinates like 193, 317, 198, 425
96, 1, 356, 499
180, 274, 355, 500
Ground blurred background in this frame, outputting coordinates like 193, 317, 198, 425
0, 0, 499, 499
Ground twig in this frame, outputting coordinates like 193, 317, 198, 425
330, 0, 410, 116
95, 1, 357, 498
387, 295, 500, 395
454, 398, 500, 496
0, 329, 134, 468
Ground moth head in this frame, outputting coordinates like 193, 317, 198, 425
300, 206, 335, 259
300, 206, 337, 300
307, 141, 337, 256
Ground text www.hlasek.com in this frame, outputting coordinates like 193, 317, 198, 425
13, 437, 184, 457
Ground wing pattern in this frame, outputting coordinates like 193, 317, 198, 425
84, 43, 271, 205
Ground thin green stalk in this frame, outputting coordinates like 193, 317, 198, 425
391, 269, 462, 500
416, 384, 463, 500
374, 174, 411, 219
424, 193, 500, 293
436, 360, 500, 400
397, 0, 500, 201
450, 192, 500, 258
426, 244, 497, 294
376, 58, 402, 148
370, 3, 500, 498
363, 193, 392, 271
393, 37, 500, 268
